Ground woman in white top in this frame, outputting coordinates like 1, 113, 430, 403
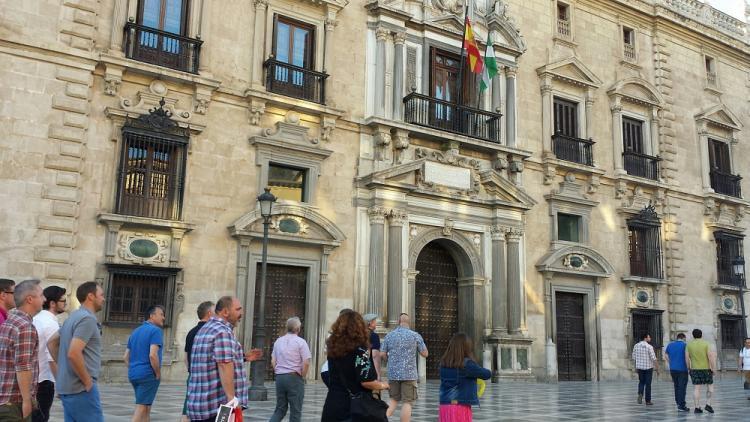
739, 337, 750, 399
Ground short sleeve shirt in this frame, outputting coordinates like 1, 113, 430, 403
56, 307, 101, 394
0, 309, 39, 405
686, 339, 711, 370
739, 347, 750, 370
381, 326, 426, 381
33, 310, 60, 383
370, 330, 381, 351
665, 340, 688, 372
126, 321, 163, 380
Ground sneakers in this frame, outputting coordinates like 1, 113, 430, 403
637, 394, 643, 404
704, 404, 714, 414
677, 406, 690, 412
694, 408, 703, 414
645, 401, 653, 406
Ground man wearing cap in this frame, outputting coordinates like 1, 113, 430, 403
363, 313, 382, 380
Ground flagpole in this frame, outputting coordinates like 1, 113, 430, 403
457, 4, 468, 108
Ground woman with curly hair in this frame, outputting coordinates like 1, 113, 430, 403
321, 310, 389, 421
438, 333, 491, 421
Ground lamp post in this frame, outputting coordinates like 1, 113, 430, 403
733, 256, 747, 338
249, 187, 276, 401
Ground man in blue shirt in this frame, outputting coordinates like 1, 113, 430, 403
124, 305, 165, 422
665, 332, 690, 412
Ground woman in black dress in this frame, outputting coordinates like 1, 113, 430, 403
321, 310, 389, 421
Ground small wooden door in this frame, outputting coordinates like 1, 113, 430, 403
556, 292, 587, 381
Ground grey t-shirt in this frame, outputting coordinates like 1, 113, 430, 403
56, 307, 101, 394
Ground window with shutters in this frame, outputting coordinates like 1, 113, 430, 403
631, 310, 663, 350
622, 116, 659, 180
430, 48, 475, 106
708, 138, 741, 197
116, 101, 189, 221
551, 96, 594, 165
627, 205, 663, 279
105, 265, 178, 326
554, 97, 578, 137
715, 232, 744, 286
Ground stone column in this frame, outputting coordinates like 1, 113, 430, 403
505, 68, 517, 147
111, 0, 127, 52
196, 0, 210, 74
317, 246, 333, 376
698, 122, 712, 192
506, 229, 523, 335
236, 237, 252, 348
650, 108, 660, 156
611, 97, 625, 174
392, 32, 406, 120
322, 15, 337, 104
387, 210, 407, 327
491, 225, 508, 335
367, 207, 387, 316
374, 27, 389, 117
250, 0, 268, 89
585, 89, 594, 139
540, 76, 553, 155
406, 269, 418, 319
492, 67, 504, 114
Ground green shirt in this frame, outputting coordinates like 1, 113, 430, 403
686, 339, 710, 370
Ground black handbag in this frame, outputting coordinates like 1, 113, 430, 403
335, 361, 388, 422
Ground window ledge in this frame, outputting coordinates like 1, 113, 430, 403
704, 84, 723, 96
620, 59, 641, 71
711, 283, 746, 292
615, 173, 668, 189
100, 53, 220, 90
245, 88, 345, 118
98, 213, 196, 232
704, 191, 749, 207
553, 35, 577, 48
543, 156, 605, 175
622, 275, 666, 285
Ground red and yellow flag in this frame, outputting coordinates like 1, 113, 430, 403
463, 15, 484, 74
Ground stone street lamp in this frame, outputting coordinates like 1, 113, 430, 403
249, 187, 276, 401
733, 256, 747, 338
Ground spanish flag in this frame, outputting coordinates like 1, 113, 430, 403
463, 15, 484, 75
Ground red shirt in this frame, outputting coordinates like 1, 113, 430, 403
0, 307, 7, 325
0, 309, 39, 405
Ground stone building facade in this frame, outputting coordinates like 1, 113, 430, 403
1, 0, 749, 383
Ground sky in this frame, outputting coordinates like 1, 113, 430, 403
703, 0, 746, 20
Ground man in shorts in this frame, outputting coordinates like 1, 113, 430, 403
381, 313, 428, 422
686, 328, 716, 414
124, 305, 166, 422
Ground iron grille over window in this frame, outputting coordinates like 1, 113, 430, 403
105, 265, 178, 326
715, 231, 744, 286
720, 316, 743, 351
631, 310, 663, 350
627, 204, 663, 279
116, 100, 189, 221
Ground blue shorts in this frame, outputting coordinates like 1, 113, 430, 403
130, 375, 161, 405
59, 382, 104, 422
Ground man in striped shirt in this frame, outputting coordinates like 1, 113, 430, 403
632, 333, 659, 406
186, 296, 261, 422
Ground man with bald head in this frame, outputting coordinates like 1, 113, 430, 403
186, 296, 261, 422
382, 313, 428, 422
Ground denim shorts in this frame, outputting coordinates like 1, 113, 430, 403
59, 383, 103, 422
130, 375, 161, 405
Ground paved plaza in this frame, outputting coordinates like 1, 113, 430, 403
49, 377, 750, 421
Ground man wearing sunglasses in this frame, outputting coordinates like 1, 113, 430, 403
0, 278, 16, 325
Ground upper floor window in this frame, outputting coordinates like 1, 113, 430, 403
139, 0, 189, 34
708, 139, 741, 197
715, 231, 744, 286
265, 15, 326, 104
622, 116, 659, 180
554, 97, 578, 137
116, 101, 189, 221
557, 213, 581, 242
557, 3, 571, 38
268, 163, 307, 202
705, 56, 717, 86
430, 48, 476, 106
627, 205, 663, 279
623, 27, 636, 62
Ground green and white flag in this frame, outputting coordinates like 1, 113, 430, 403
480, 33, 498, 92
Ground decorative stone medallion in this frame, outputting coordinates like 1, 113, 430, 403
129, 239, 159, 258
721, 295, 736, 313
271, 216, 308, 236
118, 232, 170, 265
563, 253, 589, 270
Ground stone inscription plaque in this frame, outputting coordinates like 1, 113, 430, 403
423, 161, 471, 190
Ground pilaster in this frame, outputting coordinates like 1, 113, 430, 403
506, 228, 523, 335
387, 209, 407, 327
505, 67, 517, 147
491, 225, 508, 335
392, 32, 406, 120
367, 206, 388, 317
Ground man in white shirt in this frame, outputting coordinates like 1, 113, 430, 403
738, 337, 750, 399
32, 286, 66, 422
632, 333, 658, 406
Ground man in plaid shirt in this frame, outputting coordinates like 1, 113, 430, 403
0, 279, 44, 421
186, 296, 261, 422
632, 333, 659, 406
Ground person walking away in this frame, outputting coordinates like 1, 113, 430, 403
664, 333, 689, 412
48, 281, 106, 422
321, 310, 389, 421
270, 316, 311, 422
32, 286, 66, 422
181, 301, 214, 422
686, 328, 716, 414
124, 305, 166, 422
0, 279, 44, 421
738, 337, 750, 400
438, 333, 491, 422
632, 333, 658, 405
186, 296, 261, 422
382, 313, 428, 422
0, 278, 16, 324
363, 313, 382, 380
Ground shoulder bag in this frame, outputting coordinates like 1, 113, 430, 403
335, 360, 388, 422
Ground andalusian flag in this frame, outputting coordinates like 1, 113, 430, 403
463, 15, 484, 75
480, 33, 498, 92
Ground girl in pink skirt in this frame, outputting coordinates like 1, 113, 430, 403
438, 333, 492, 421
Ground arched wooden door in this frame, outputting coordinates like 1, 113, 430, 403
415, 241, 459, 379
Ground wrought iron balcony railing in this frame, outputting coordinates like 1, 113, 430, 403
264, 58, 328, 105
124, 22, 202, 73
552, 133, 594, 166
403, 92, 502, 143
710, 169, 742, 198
623, 150, 660, 181
624, 43, 636, 61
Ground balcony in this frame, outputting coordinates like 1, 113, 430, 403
557, 19, 571, 38
124, 23, 202, 74
623, 151, 660, 181
623, 43, 636, 61
552, 133, 594, 166
264, 59, 328, 105
710, 169, 742, 198
403, 92, 502, 143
